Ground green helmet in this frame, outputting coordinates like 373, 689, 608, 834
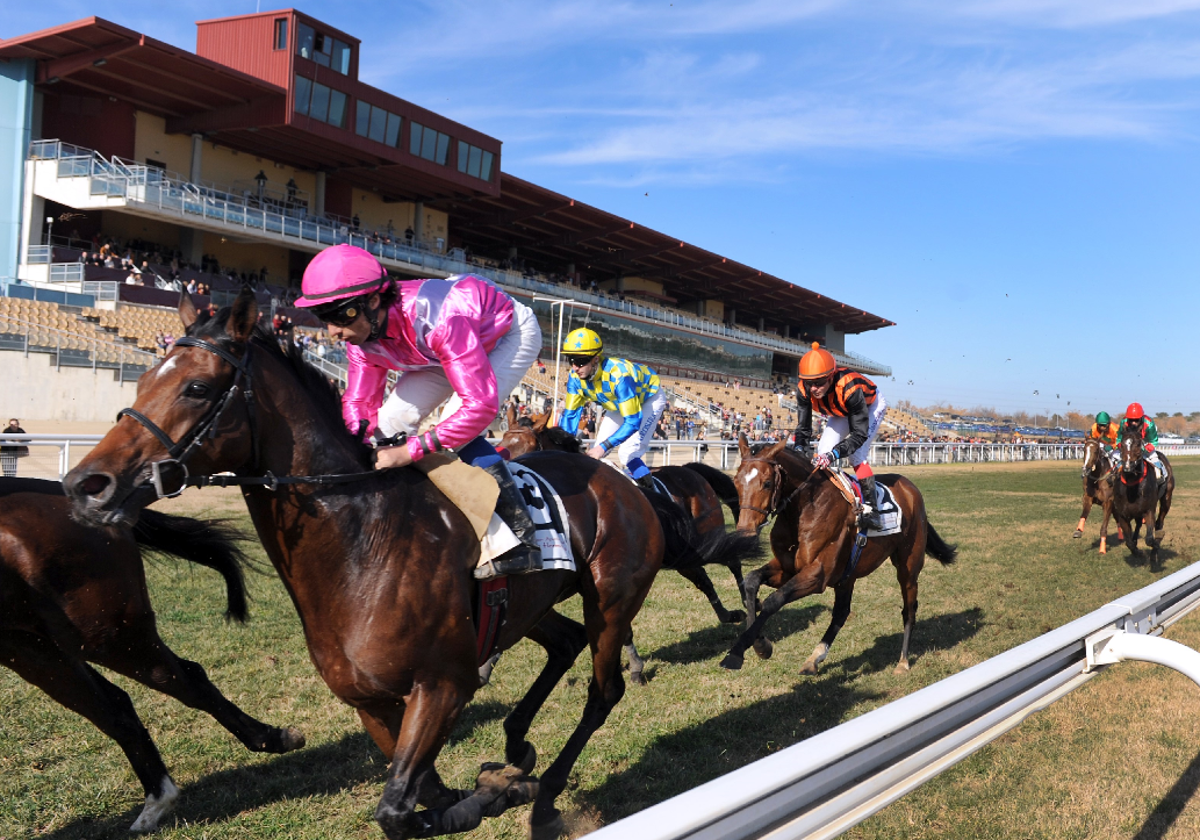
1096, 411, 1110, 425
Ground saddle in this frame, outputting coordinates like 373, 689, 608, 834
826, 470, 903, 537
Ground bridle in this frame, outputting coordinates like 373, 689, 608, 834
505, 426, 543, 454
1119, 436, 1148, 487
738, 455, 818, 521
1081, 439, 1112, 482
117, 335, 378, 499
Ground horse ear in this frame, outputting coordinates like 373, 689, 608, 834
506, 403, 516, 427
764, 440, 788, 460
227, 287, 258, 343
738, 432, 751, 459
178, 289, 198, 330
532, 413, 549, 433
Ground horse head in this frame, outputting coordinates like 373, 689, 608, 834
734, 433, 797, 533
1081, 438, 1110, 481
1118, 429, 1147, 482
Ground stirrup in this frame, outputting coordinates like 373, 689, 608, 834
858, 506, 883, 531
475, 546, 542, 580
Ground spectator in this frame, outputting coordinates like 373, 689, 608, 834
1, 418, 28, 477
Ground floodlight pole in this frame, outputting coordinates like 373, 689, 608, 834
533, 296, 593, 425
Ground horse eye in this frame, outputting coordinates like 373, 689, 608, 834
185, 381, 211, 399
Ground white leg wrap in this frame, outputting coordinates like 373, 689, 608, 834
130, 776, 179, 833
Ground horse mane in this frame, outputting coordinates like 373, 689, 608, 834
188, 307, 372, 468
543, 426, 585, 454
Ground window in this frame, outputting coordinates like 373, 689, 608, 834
355, 101, 403, 148
410, 122, 450, 165
274, 19, 288, 50
294, 74, 347, 128
457, 140, 495, 181
295, 22, 351, 76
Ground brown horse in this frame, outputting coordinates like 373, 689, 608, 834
1, 477, 304, 833
65, 290, 718, 840
1111, 429, 1175, 567
721, 434, 957, 675
1075, 437, 1118, 552
498, 412, 754, 625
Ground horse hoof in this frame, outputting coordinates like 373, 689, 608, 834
630, 669, 647, 687
1072, 529, 1083, 539
893, 660, 911, 675
530, 813, 567, 840
752, 637, 774, 660
278, 726, 306, 752
725, 609, 748, 625
799, 660, 819, 675
720, 653, 744, 670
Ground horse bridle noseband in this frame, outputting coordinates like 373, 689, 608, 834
739, 456, 817, 521
117, 335, 378, 499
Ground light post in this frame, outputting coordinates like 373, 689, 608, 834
45, 215, 54, 247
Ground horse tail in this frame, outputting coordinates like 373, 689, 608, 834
645, 488, 762, 572
681, 462, 741, 521
924, 520, 958, 566
133, 510, 255, 623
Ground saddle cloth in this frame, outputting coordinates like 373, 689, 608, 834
507, 462, 575, 572
829, 470, 904, 537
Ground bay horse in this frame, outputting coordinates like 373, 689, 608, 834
65, 290, 716, 840
1, 477, 304, 833
1111, 429, 1175, 567
1074, 437, 1118, 553
721, 434, 958, 676
499, 411, 754, 625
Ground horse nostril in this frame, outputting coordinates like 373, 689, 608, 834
78, 473, 113, 499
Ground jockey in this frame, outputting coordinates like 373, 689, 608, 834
295, 244, 545, 578
1089, 411, 1119, 455
791, 342, 888, 529
557, 327, 667, 490
1117, 402, 1164, 479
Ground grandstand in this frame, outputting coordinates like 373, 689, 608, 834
0, 10, 896, 423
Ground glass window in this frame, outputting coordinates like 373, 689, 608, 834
420, 128, 437, 161
385, 112, 401, 147
410, 122, 424, 156
457, 140, 469, 174
355, 101, 370, 136
294, 74, 312, 115
455, 141, 494, 181
296, 22, 315, 59
313, 33, 331, 67
368, 107, 387, 143
332, 39, 351, 75
328, 89, 347, 128
468, 145, 483, 178
435, 133, 449, 165
309, 82, 331, 122
480, 151, 494, 181
274, 19, 288, 51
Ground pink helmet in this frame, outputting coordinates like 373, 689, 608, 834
295, 245, 389, 308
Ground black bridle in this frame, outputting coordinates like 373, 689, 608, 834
117, 335, 378, 498
738, 456, 817, 521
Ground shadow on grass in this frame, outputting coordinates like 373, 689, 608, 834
649, 604, 826, 665
447, 699, 511, 746
44, 732, 386, 840
575, 608, 986, 824
1133, 746, 1200, 840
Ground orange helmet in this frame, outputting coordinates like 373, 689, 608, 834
798, 342, 836, 381
1125, 402, 1145, 420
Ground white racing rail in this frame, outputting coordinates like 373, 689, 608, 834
585, 563, 1200, 840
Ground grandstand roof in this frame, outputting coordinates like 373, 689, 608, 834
2, 14, 896, 338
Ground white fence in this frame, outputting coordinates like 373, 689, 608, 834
588, 563, 1200, 840
0, 433, 103, 479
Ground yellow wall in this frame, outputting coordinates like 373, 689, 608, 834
621, 276, 665, 295
200, 233, 291, 280
133, 113, 193, 174
701, 299, 725, 321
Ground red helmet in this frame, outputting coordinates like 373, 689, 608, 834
1125, 402, 1145, 420
798, 342, 836, 381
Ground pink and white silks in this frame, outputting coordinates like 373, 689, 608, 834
342, 274, 542, 463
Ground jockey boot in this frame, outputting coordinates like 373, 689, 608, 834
480, 460, 543, 577
858, 474, 884, 531
636, 473, 659, 493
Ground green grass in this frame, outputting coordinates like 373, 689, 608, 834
2, 458, 1198, 839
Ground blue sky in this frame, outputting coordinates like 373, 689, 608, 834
9, 1, 1200, 417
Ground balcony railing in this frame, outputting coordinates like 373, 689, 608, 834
29, 139, 892, 376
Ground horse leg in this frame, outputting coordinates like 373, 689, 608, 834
722, 565, 824, 671
624, 628, 647, 687
739, 563, 778, 661
1075, 494, 1092, 538
1099, 502, 1112, 555
800, 581, 856, 675
528, 601, 631, 840
1, 633, 179, 833
676, 565, 744, 625
94, 618, 305, 755
504, 611, 588, 771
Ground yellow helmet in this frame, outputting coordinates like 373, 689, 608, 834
798, 342, 836, 381
562, 327, 603, 357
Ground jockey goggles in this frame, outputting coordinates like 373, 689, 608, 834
566, 353, 598, 368
312, 295, 369, 327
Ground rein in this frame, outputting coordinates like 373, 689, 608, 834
117, 335, 378, 498
741, 456, 819, 520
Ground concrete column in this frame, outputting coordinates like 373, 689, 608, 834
782, 324, 790, 339
825, 328, 845, 353
190, 134, 203, 183
314, 171, 326, 218
414, 201, 425, 241
0, 59, 35, 281
178, 228, 203, 267
727, 308, 736, 326
758, 316, 765, 332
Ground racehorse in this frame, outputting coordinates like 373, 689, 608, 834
721, 434, 958, 676
1111, 429, 1175, 567
498, 411, 754, 625
65, 290, 720, 840
1074, 437, 1118, 552
1, 477, 304, 833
